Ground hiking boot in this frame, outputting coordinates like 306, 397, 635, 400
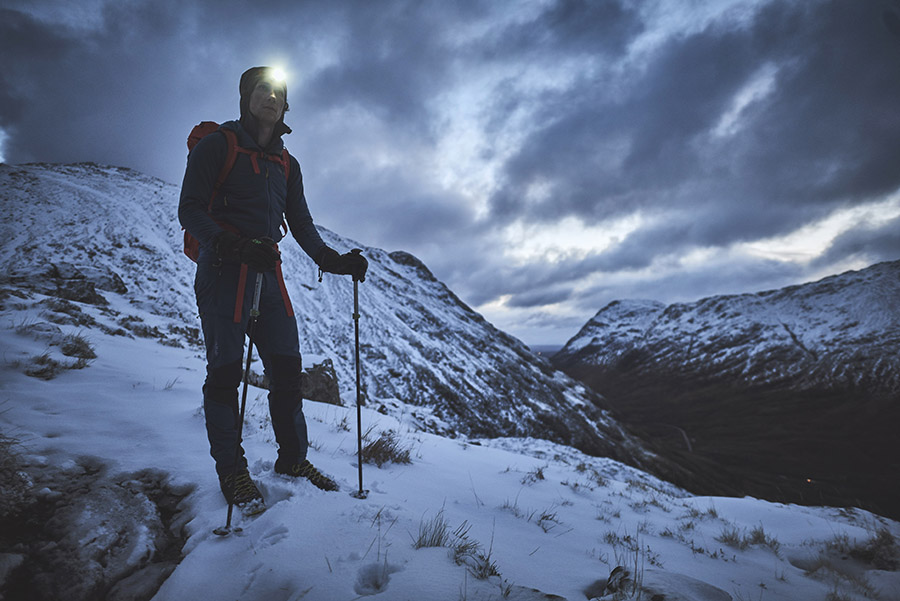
219, 469, 265, 514
275, 458, 339, 491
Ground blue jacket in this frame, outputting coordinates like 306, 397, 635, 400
178, 120, 326, 264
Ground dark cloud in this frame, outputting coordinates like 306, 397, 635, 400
488, 0, 900, 241
484, 0, 643, 59
815, 214, 900, 267
3, 0, 900, 345
503, 285, 574, 309
571, 255, 809, 312
298, 2, 482, 139
309, 163, 479, 250
0, 10, 83, 128
0, 1, 225, 179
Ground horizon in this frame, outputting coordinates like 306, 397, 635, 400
1, 158, 895, 349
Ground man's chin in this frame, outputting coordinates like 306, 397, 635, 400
251, 111, 281, 127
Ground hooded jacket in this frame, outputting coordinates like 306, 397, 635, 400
178, 120, 326, 264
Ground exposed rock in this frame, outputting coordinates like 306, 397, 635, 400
247, 359, 343, 406
302, 358, 343, 406
3, 262, 118, 306
0, 457, 193, 601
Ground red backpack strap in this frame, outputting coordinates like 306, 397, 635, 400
234, 146, 261, 174
215, 129, 240, 199
279, 149, 291, 236
281, 149, 290, 183
275, 261, 295, 317
233, 264, 249, 323
186, 123, 238, 211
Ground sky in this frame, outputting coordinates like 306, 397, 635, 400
4, 0, 900, 345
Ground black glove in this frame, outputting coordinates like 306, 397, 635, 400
214, 231, 280, 272
316, 247, 368, 282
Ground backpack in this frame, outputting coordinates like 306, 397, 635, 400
182, 121, 291, 262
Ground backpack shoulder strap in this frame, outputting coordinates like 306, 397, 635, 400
214, 129, 239, 200
281, 149, 290, 183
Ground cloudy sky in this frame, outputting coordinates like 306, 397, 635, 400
4, 0, 900, 345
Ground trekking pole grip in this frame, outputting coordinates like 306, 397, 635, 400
351, 249, 362, 322
251, 272, 263, 318
350, 248, 364, 285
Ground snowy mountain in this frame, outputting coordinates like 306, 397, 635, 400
2, 162, 900, 600
552, 263, 900, 520
553, 262, 900, 395
0, 162, 653, 470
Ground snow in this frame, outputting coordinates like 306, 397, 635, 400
2, 162, 899, 599
2, 289, 899, 600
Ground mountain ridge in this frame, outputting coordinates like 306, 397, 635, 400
555, 260, 900, 394
552, 260, 900, 519
0, 161, 660, 474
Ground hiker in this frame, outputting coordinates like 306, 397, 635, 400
178, 66, 367, 509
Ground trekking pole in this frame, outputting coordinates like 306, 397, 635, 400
214, 272, 264, 536
349, 249, 369, 500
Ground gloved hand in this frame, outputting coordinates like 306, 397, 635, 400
316, 247, 368, 282
214, 231, 280, 272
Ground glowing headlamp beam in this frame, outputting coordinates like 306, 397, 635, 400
270, 67, 287, 84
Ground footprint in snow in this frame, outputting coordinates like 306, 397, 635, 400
353, 561, 403, 596
258, 525, 290, 548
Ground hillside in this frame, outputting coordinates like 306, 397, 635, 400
0, 161, 654, 470
553, 262, 900, 519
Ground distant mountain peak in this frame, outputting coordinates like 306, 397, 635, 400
555, 260, 900, 393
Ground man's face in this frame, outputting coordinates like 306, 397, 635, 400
248, 79, 286, 126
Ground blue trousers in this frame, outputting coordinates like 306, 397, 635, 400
195, 261, 308, 477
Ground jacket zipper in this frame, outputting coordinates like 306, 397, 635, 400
265, 164, 272, 237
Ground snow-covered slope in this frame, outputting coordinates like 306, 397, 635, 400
3, 162, 900, 600
2, 267, 899, 600
553, 262, 900, 394
0, 162, 652, 469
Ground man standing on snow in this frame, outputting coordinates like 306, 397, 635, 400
179, 66, 367, 511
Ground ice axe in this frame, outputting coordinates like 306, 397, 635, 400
214, 272, 264, 536
349, 249, 369, 500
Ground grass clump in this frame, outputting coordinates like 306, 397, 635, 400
412, 512, 501, 581
520, 464, 546, 485
850, 528, 898, 570
716, 526, 745, 549
452, 522, 500, 580
715, 523, 780, 554
412, 509, 452, 549
827, 528, 899, 571
361, 429, 412, 467
24, 353, 65, 380
60, 333, 96, 360
22, 350, 92, 380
